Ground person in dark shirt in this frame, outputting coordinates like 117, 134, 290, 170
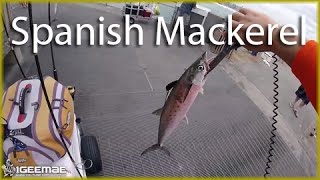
178, 2, 196, 16
173, 2, 196, 29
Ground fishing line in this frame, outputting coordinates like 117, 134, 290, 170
207, 44, 280, 177
27, 3, 83, 178
263, 54, 279, 177
2, 17, 26, 78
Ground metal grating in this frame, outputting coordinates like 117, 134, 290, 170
75, 81, 306, 177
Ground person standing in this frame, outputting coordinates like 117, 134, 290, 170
290, 85, 310, 118
176, 2, 196, 25
178, 2, 196, 16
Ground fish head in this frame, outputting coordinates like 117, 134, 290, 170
185, 51, 209, 86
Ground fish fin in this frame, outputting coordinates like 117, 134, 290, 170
184, 115, 189, 124
141, 144, 171, 157
160, 146, 171, 156
200, 87, 204, 95
200, 51, 207, 62
166, 80, 178, 92
152, 108, 163, 116
141, 144, 160, 156
165, 80, 177, 100
165, 88, 173, 100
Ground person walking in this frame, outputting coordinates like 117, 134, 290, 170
290, 85, 310, 118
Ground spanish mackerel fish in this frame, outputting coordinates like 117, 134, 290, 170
141, 52, 209, 156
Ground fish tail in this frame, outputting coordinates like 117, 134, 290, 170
141, 144, 171, 157
160, 146, 171, 156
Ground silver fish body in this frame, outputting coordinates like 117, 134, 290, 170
142, 52, 209, 156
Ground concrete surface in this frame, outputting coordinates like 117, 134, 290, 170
3, 3, 316, 177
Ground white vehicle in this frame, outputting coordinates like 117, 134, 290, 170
122, 3, 157, 24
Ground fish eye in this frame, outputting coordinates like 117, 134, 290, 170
197, 65, 204, 71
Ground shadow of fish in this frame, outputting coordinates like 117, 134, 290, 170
141, 52, 210, 156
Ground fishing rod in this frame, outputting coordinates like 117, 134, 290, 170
48, 3, 58, 81
206, 42, 240, 75
2, 17, 26, 78
27, 3, 83, 178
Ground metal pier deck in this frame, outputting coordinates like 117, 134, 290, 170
4, 3, 309, 176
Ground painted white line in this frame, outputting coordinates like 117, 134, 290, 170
144, 71, 154, 92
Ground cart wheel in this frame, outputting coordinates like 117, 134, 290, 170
129, 17, 135, 24
81, 136, 102, 175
